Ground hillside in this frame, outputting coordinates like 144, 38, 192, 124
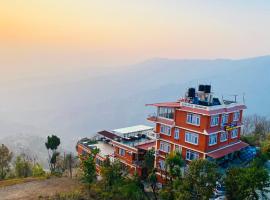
0, 56, 270, 150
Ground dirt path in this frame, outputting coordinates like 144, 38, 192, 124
0, 177, 80, 200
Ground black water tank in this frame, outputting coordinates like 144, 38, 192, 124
204, 85, 211, 93
198, 85, 205, 92
188, 88, 196, 98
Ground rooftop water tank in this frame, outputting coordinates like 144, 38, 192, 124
204, 85, 211, 93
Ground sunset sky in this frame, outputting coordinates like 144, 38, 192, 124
1, 1, 270, 77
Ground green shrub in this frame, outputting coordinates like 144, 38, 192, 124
32, 163, 46, 177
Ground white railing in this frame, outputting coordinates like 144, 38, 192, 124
180, 101, 245, 111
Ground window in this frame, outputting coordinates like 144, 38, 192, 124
119, 148, 125, 156
174, 128, 180, 140
233, 111, 240, 121
96, 158, 103, 166
160, 141, 171, 153
185, 132, 199, 145
186, 113, 201, 126
160, 124, 171, 136
210, 115, 219, 127
158, 107, 174, 119
159, 159, 166, 170
209, 134, 217, 146
220, 132, 228, 142
175, 145, 181, 152
231, 129, 238, 139
186, 150, 199, 161
222, 114, 229, 125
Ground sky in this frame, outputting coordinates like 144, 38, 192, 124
0, 0, 270, 78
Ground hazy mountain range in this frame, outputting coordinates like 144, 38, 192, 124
0, 55, 270, 159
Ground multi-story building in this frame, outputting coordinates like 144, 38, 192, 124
77, 125, 156, 177
147, 85, 248, 179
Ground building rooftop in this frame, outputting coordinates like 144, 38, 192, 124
113, 125, 153, 135
94, 141, 114, 157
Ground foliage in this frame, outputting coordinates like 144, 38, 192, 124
240, 135, 258, 146
45, 135, 61, 173
32, 163, 46, 177
225, 166, 270, 200
0, 144, 13, 180
142, 149, 155, 177
148, 169, 158, 200
15, 155, 33, 178
160, 151, 184, 200
165, 151, 184, 180
175, 159, 219, 200
64, 153, 77, 178
81, 155, 96, 187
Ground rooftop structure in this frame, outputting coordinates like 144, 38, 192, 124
77, 124, 156, 177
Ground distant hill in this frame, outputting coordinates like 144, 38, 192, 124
0, 55, 269, 150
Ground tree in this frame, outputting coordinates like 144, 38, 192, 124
0, 144, 13, 180
225, 166, 270, 200
81, 148, 99, 196
142, 149, 155, 177
15, 154, 33, 178
64, 153, 76, 178
160, 151, 184, 200
45, 135, 61, 173
176, 159, 219, 200
148, 169, 158, 200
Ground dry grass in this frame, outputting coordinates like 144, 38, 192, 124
0, 176, 47, 188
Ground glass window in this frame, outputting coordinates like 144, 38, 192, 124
185, 132, 199, 145
186, 113, 201, 126
209, 134, 217, 146
220, 132, 228, 142
211, 115, 219, 127
174, 128, 180, 140
222, 114, 229, 125
159, 159, 166, 170
119, 148, 125, 156
158, 107, 174, 119
186, 149, 199, 161
175, 145, 181, 152
160, 124, 171, 136
233, 111, 240, 121
160, 141, 171, 153
231, 129, 238, 138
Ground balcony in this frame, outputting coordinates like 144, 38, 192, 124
147, 114, 175, 126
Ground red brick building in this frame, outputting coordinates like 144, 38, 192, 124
147, 85, 248, 178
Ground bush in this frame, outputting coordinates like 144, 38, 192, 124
15, 155, 32, 178
241, 135, 258, 146
33, 163, 46, 177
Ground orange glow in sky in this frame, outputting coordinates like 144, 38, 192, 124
1, 0, 270, 70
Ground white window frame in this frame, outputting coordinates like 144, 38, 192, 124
186, 113, 201, 126
185, 132, 199, 145
119, 148, 125, 156
186, 149, 199, 161
210, 115, 219, 127
158, 107, 174, 119
174, 145, 181, 152
233, 111, 240, 121
159, 159, 166, 170
160, 141, 171, 153
231, 129, 238, 139
174, 128, 180, 140
220, 131, 228, 142
209, 133, 217, 146
160, 124, 171, 136
221, 114, 229, 125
